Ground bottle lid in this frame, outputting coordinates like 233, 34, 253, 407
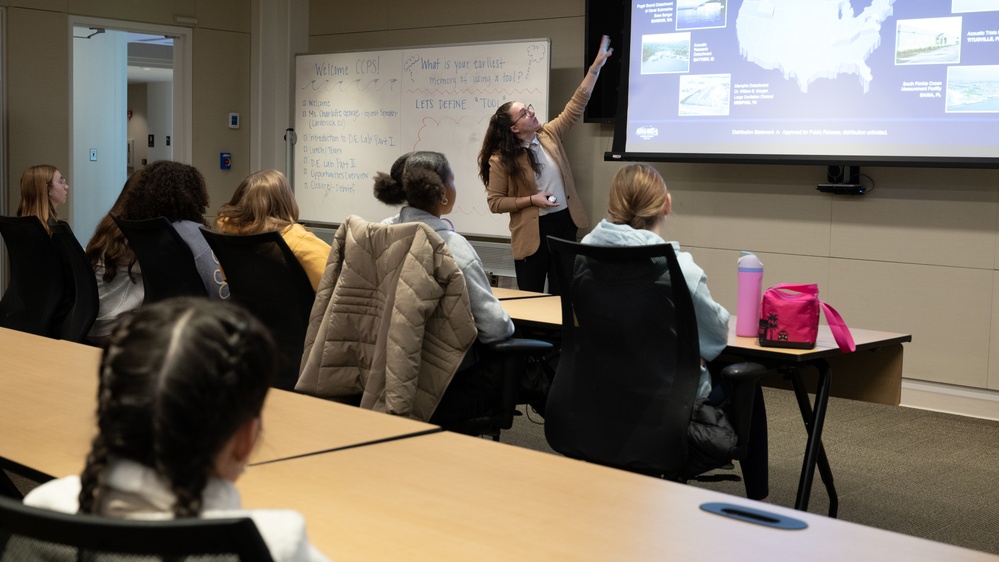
738, 251, 763, 270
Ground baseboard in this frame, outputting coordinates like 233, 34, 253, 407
900, 379, 999, 421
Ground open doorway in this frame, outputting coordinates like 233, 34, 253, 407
126, 33, 174, 175
125, 33, 174, 174
69, 17, 191, 244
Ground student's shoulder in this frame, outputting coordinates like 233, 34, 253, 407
209, 508, 324, 561
22, 475, 82, 513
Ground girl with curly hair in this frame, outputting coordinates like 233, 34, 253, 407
119, 160, 228, 300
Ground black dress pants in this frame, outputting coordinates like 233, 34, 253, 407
514, 209, 576, 295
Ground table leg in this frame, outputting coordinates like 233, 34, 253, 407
787, 362, 839, 517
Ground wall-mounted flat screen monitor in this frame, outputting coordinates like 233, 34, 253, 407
608, 0, 999, 167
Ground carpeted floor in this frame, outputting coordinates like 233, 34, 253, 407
500, 387, 999, 556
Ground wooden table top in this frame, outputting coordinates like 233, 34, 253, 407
725, 317, 911, 362
499, 295, 562, 327
498, 302, 911, 359
490, 287, 550, 300
252, 390, 438, 464
0, 328, 438, 476
0, 328, 101, 479
238, 431, 994, 561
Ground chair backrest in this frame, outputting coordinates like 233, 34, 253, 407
0, 495, 274, 561
544, 237, 701, 478
202, 229, 316, 390
111, 214, 207, 304
49, 221, 99, 343
0, 215, 65, 337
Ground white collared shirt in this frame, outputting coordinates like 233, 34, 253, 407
23, 458, 328, 561
525, 136, 568, 215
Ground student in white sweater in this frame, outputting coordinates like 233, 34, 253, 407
23, 298, 328, 561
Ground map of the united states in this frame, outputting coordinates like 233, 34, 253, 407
736, 0, 896, 93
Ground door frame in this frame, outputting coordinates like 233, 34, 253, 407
68, 16, 192, 166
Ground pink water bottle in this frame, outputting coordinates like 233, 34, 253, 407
736, 251, 764, 337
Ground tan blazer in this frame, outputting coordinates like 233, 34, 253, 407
485, 87, 591, 260
296, 216, 477, 421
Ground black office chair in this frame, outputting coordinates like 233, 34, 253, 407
0, 495, 274, 561
430, 337, 554, 439
49, 221, 99, 343
544, 237, 770, 480
111, 214, 208, 303
0, 216, 65, 338
202, 229, 316, 390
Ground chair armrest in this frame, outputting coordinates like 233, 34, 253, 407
483, 338, 554, 430
719, 361, 772, 383
718, 362, 775, 460
484, 338, 554, 354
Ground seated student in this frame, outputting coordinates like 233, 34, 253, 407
215, 169, 331, 290
23, 298, 328, 562
582, 163, 769, 502
16, 164, 70, 233
84, 171, 145, 345
374, 151, 515, 425
119, 160, 228, 300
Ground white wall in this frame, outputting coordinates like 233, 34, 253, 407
72, 26, 128, 244
251, 0, 309, 174
146, 81, 174, 163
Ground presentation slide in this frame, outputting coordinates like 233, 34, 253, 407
617, 0, 999, 164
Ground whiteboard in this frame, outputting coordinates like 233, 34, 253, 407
294, 39, 550, 238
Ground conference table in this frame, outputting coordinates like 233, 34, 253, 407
498, 295, 912, 517
238, 430, 994, 561
722, 321, 911, 516
5, 328, 991, 561
0, 328, 101, 482
0, 327, 439, 482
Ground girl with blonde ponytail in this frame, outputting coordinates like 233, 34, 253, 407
582, 164, 771, 503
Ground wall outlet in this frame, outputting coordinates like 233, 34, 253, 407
89, 149, 97, 161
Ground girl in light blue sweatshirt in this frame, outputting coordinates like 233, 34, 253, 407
582, 163, 769, 502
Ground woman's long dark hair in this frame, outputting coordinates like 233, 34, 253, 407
477, 102, 541, 188
77, 298, 277, 518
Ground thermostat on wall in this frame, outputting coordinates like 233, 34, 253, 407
228, 113, 240, 129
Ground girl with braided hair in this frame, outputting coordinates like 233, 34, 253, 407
23, 298, 328, 561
